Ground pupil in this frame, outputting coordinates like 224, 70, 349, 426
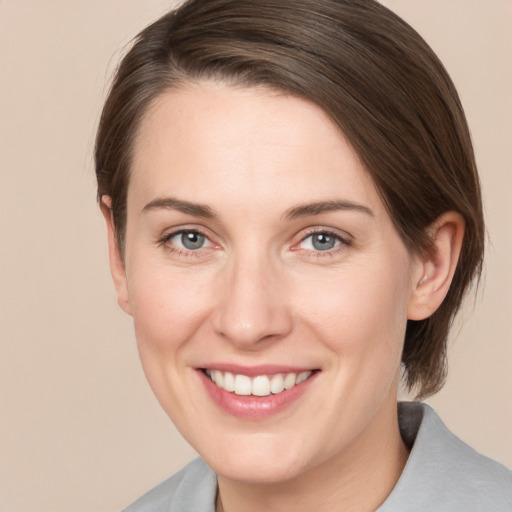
312, 233, 335, 251
182, 232, 204, 250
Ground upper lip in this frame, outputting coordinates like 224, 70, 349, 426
198, 363, 318, 377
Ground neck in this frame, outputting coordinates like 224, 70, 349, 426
216, 401, 409, 512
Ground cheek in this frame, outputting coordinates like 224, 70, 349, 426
127, 262, 214, 354
296, 254, 412, 365
125, 264, 216, 415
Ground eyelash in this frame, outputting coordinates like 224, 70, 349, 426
294, 229, 351, 259
157, 228, 214, 258
156, 228, 352, 259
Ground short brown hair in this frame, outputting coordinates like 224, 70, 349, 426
95, 0, 484, 398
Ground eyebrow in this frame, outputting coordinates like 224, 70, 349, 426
283, 200, 374, 220
142, 196, 373, 220
142, 197, 215, 218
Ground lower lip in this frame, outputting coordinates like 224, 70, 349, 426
198, 370, 317, 420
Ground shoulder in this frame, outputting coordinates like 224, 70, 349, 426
380, 402, 512, 511
122, 458, 217, 512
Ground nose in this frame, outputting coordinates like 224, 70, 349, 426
212, 255, 293, 348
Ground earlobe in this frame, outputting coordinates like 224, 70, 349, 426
407, 212, 465, 321
100, 196, 132, 315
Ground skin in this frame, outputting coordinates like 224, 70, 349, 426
103, 82, 464, 512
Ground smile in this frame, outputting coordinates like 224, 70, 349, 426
204, 369, 313, 396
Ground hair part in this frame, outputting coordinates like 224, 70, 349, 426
95, 0, 484, 398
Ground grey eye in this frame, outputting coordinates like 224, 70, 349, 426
180, 231, 206, 250
311, 233, 337, 251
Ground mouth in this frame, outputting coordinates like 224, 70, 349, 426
198, 366, 319, 419
203, 369, 314, 396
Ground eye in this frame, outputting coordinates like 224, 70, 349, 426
162, 229, 214, 252
299, 231, 342, 251
175, 231, 207, 250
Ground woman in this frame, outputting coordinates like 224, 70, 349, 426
95, 0, 511, 510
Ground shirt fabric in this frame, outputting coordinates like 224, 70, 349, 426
123, 402, 512, 511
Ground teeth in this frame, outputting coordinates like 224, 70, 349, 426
252, 375, 271, 396
206, 370, 312, 396
270, 374, 285, 394
213, 370, 223, 387
296, 371, 311, 384
284, 372, 297, 389
223, 371, 235, 392
234, 374, 252, 395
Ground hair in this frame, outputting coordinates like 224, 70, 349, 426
95, 0, 484, 398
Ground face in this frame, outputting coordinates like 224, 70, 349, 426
114, 82, 422, 484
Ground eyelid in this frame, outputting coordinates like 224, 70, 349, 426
156, 224, 351, 259
291, 227, 353, 253
169, 230, 212, 249
157, 226, 220, 253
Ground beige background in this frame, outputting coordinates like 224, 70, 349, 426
0, 1, 510, 510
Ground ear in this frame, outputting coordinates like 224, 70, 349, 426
100, 196, 132, 315
407, 212, 465, 321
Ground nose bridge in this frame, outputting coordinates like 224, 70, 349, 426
213, 246, 292, 347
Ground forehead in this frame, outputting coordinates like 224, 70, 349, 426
128, 81, 382, 216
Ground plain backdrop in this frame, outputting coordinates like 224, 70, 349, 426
0, 1, 511, 510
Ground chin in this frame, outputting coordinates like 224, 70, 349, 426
199, 433, 312, 484
213, 457, 305, 485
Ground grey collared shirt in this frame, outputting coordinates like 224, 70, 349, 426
123, 402, 512, 511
